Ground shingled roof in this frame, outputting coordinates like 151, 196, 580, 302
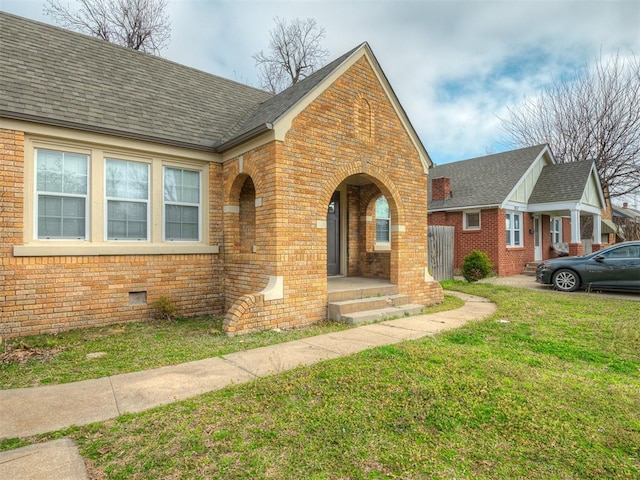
428, 144, 548, 210
528, 160, 596, 204
0, 12, 364, 153
219, 45, 362, 149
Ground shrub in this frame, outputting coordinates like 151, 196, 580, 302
151, 296, 177, 321
462, 249, 493, 282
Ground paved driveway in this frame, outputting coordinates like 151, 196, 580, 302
478, 275, 640, 301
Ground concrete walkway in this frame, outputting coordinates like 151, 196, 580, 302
0, 291, 495, 479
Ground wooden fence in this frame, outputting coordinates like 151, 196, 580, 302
428, 225, 454, 281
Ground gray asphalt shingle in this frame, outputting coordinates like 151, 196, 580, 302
528, 160, 595, 204
428, 144, 547, 210
0, 12, 272, 150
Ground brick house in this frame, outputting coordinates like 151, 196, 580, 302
428, 145, 609, 276
0, 12, 443, 338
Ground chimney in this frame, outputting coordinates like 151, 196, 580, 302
623, 202, 628, 208
431, 177, 451, 201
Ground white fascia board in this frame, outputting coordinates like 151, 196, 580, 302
501, 201, 528, 211
528, 201, 601, 215
588, 162, 607, 207
271, 43, 432, 173
502, 145, 552, 205
428, 204, 500, 213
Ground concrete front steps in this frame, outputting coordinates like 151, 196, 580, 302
328, 284, 424, 325
522, 262, 540, 276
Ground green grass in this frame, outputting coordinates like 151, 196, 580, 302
0, 295, 464, 389
4, 286, 640, 478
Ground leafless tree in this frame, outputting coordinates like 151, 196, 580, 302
617, 217, 640, 240
253, 17, 329, 94
44, 0, 171, 54
500, 53, 640, 199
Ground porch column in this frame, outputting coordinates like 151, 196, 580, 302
570, 210, 581, 243
568, 210, 584, 256
592, 212, 604, 252
593, 213, 602, 242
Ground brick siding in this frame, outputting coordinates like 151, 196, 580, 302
1, 54, 444, 338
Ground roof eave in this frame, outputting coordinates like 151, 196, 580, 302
428, 203, 501, 213
1, 111, 217, 152
215, 123, 273, 153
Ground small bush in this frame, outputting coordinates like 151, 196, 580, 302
462, 249, 493, 282
151, 296, 177, 321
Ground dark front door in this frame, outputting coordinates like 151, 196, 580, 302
327, 192, 340, 275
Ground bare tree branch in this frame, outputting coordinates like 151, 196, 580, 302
500, 52, 640, 199
253, 17, 329, 94
44, 0, 171, 55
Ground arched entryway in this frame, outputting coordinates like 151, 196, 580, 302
325, 173, 402, 284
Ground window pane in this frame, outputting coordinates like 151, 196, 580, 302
106, 159, 148, 200
375, 196, 389, 219
37, 149, 88, 195
376, 219, 390, 243
165, 205, 199, 240
164, 168, 179, 202
38, 195, 85, 239
36, 150, 88, 240
37, 150, 63, 192
164, 167, 200, 241
62, 154, 88, 194
164, 167, 200, 203
466, 212, 480, 228
107, 200, 148, 240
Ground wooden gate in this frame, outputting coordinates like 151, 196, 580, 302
428, 226, 454, 281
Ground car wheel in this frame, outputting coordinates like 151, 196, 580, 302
552, 269, 580, 292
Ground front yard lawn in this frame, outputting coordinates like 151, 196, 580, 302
3, 285, 639, 479
0, 294, 464, 389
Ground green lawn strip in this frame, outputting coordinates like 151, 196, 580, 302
6, 284, 637, 479
0, 294, 464, 389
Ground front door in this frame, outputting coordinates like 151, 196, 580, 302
534, 216, 542, 261
327, 192, 340, 275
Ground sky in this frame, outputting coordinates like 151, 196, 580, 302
1, 0, 639, 166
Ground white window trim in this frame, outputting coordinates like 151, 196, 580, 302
463, 210, 481, 231
18, 136, 216, 257
551, 216, 563, 244
162, 166, 202, 242
506, 211, 523, 247
34, 147, 91, 241
105, 158, 151, 242
374, 196, 391, 250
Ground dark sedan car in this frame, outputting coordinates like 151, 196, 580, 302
536, 241, 640, 292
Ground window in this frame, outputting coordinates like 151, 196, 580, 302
164, 167, 200, 241
106, 159, 149, 240
21, 138, 213, 256
464, 211, 480, 230
375, 196, 390, 243
36, 149, 89, 239
600, 245, 640, 259
551, 217, 562, 244
506, 211, 522, 247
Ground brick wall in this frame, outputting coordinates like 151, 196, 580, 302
223, 56, 443, 334
2, 53, 444, 338
0, 128, 224, 338
429, 208, 540, 276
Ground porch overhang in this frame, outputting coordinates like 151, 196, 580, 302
526, 200, 602, 217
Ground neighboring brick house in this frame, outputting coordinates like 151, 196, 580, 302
428, 145, 608, 276
0, 12, 443, 338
